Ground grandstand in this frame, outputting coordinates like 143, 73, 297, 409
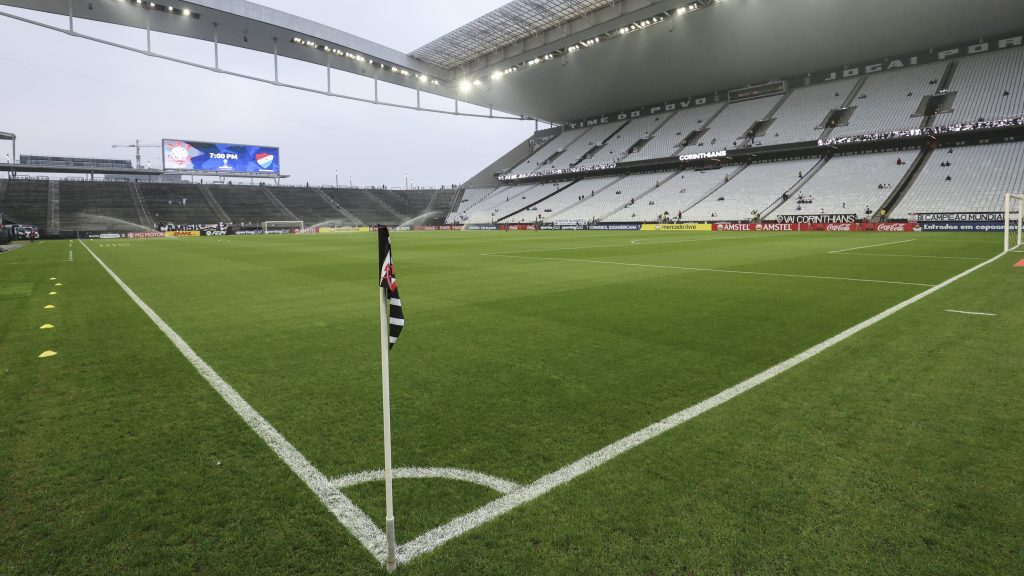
2, 2, 1024, 574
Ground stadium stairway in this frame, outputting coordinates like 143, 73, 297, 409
921, 60, 959, 129
313, 188, 363, 225
594, 171, 681, 222
261, 188, 300, 221
877, 146, 934, 220
47, 181, 59, 235
129, 181, 155, 228
670, 164, 750, 222
818, 77, 868, 140
196, 184, 232, 223
498, 180, 580, 222
761, 156, 832, 219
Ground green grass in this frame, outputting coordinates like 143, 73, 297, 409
1, 231, 1021, 575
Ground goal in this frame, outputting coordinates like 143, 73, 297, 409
1005, 194, 1022, 252
261, 220, 304, 235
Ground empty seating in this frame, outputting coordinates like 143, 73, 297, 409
892, 142, 1024, 217
548, 121, 626, 170
604, 168, 731, 222
683, 159, 818, 221
510, 176, 621, 223
59, 181, 142, 230
772, 151, 912, 217
0, 179, 49, 225
939, 46, 1024, 126
830, 62, 946, 137
266, 186, 348, 225
558, 171, 677, 222
210, 185, 289, 224
681, 95, 783, 152
760, 79, 858, 146
508, 129, 587, 175
139, 183, 220, 225
625, 105, 726, 162
577, 115, 664, 166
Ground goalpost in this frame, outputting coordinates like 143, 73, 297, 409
1005, 194, 1022, 253
261, 220, 304, 234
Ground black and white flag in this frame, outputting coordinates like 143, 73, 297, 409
378, 226, 404, 348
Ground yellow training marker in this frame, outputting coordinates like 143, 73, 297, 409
49, 277, 56, 281
49, 291, 58, 296
55, 283, 63, 286
38, 351, 58, 358
44, 305, 55, 309
40, 324, 55, 330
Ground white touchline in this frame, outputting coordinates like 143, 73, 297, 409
834, 252, 986, 261
487, 254, 935, 288
78, 240, 389, 563
333, 467, 522, 495
396, 250, 1009, 564
828, 238, 916, 254
946, 309, 997, 316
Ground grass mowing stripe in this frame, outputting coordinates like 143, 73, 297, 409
482, 234, 760, 255
397, 249, 1008, 565
76, 240, 389, 564
487, 254, 936, 287
827, 238, 916, 254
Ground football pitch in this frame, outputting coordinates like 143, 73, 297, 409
1, 231, 1022, 575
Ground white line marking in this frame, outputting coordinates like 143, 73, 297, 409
828, 238, 916, 254
482, 235, 759, 256
333, 468, 522, 495
78, 240, 388, 563
834, 252, 986, 261
68, 248, 73, 262
397, 250, 1008, 564
487, 254, 935, 287
946, 309, 997, 316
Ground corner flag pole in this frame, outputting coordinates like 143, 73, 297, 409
379, 284, 398, 572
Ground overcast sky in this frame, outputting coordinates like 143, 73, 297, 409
0, 1, 535, 188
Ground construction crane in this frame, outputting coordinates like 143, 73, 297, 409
112, 139, 161, 169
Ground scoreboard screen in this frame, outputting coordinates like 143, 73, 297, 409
162, 139, 280, 174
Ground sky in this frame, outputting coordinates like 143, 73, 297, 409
0, 1, 534, 188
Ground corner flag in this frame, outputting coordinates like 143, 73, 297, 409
378, 226, 404, 348
377, 225, 401, 572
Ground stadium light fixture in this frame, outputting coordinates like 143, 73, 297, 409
182, 8, 189, 15
459, 80, 472, 92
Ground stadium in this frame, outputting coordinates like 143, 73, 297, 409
1, 0, 1022, 574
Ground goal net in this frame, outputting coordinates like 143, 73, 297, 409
1006, 194, 1022, 252
262, 220, 304, 235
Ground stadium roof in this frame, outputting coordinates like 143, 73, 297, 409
1, 0, 1022, 124
411, 0, 617, 69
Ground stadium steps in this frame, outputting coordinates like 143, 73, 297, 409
761, 156, 831, 219
876, 146, 933, 220
543, 176, 623, 220
595, 172, 680, 222
937, 59, 959, 92
620, 114, 676, 160
1, 179, 50, 226
129, 181, 155, 228
921, 61, 959, 129
670, 104, 728, 157
498, 180, 580, 222
533, 127, 593, 171
363, 190, 405, 220
748, 90, 795, 145
571, 122, 629, 167
820, 77, 868, 139
677, 164, 751, 220
47, 180, 59, 235
262, 188, 299, 221
424, 188, 460, 222
197, 184, 232, 223
313, 188, 363, 226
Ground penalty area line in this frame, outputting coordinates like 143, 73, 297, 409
828, 238, 916, 254
397, 249, 1010, 565
946, 309, 997, 316
77, 240, 388, 563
